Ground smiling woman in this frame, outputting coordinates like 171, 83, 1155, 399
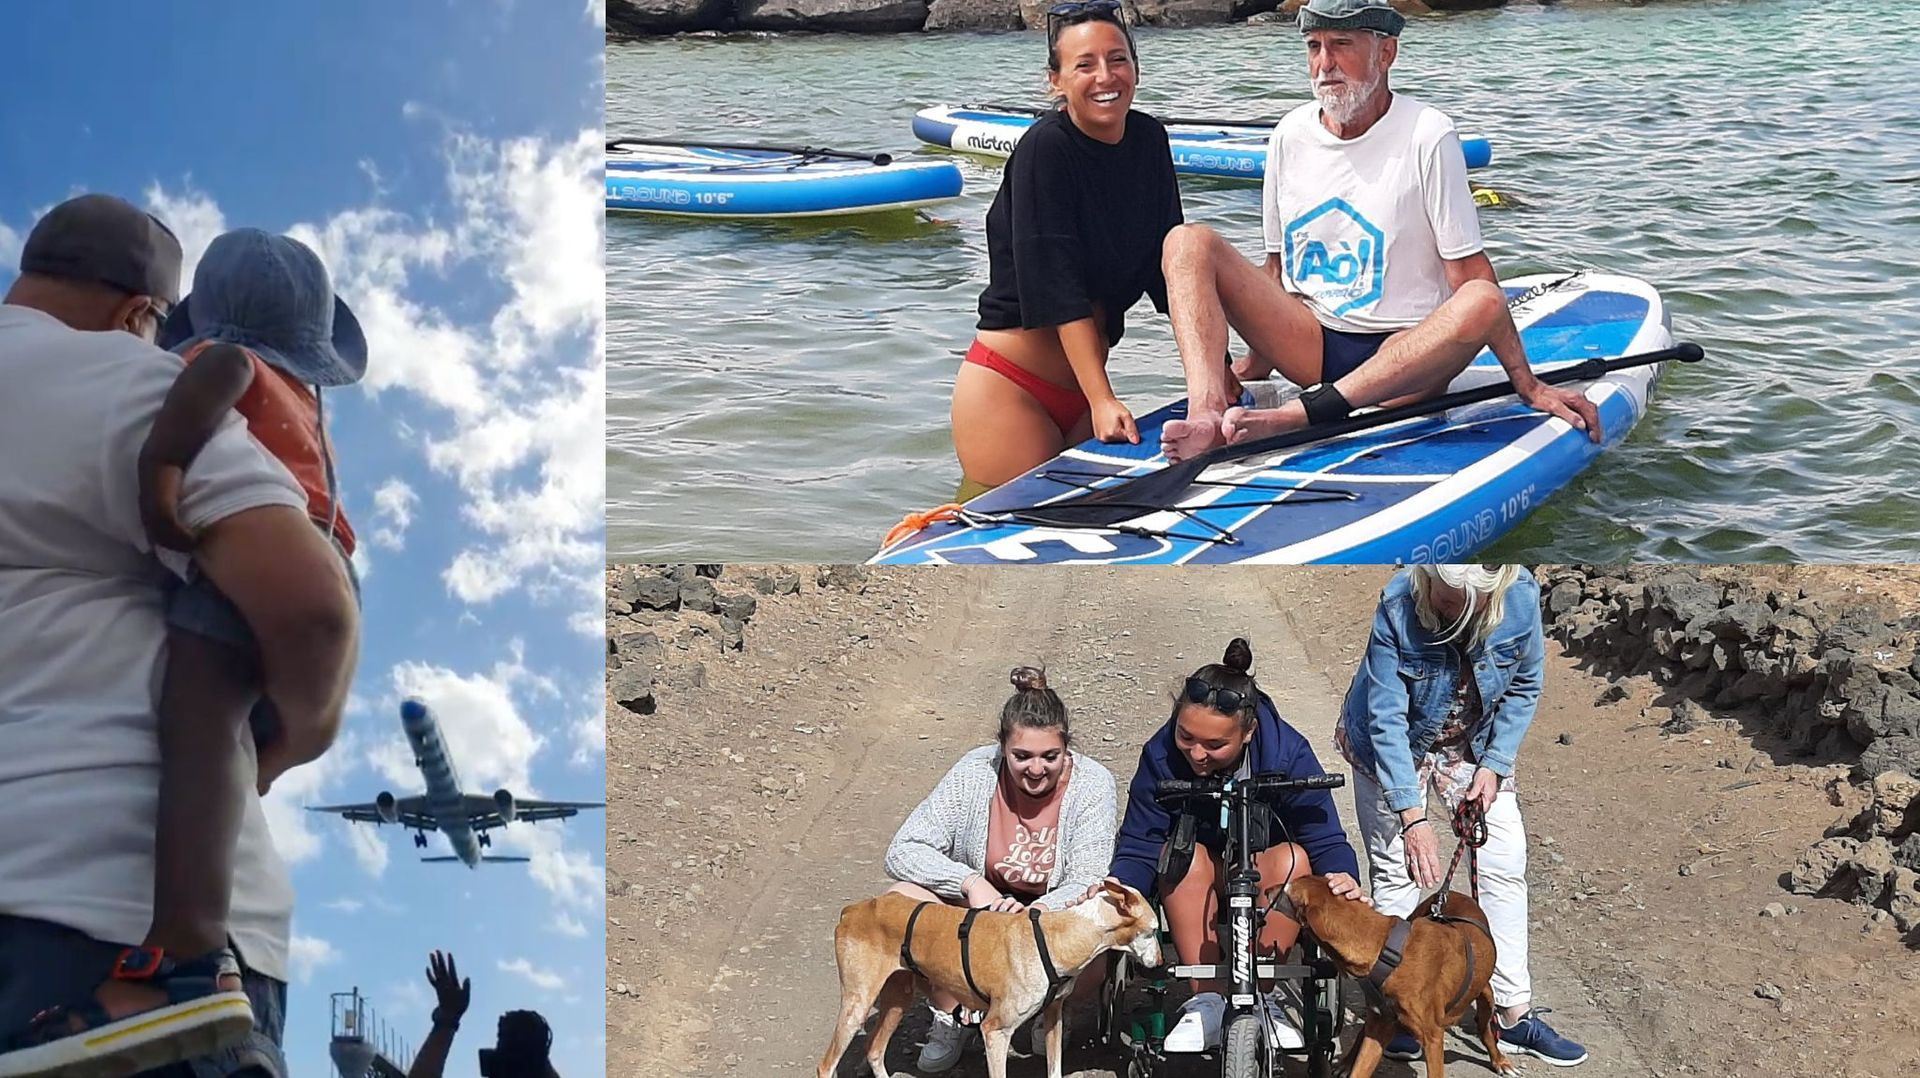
948, 2, 1186, 501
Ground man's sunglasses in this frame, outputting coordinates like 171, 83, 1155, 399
1184, 676, 1251, 714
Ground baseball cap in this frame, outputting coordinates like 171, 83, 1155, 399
18, 193, 183, 306
1298, 0, 1407, 37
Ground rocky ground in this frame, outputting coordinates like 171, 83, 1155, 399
607, 565, 1920, 1078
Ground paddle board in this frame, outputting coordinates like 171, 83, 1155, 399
606, 143, 963, 218
872, 272, 1673, 566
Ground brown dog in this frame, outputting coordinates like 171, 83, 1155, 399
815, 880, 1162, 1078
1283, 876, 1513, 1078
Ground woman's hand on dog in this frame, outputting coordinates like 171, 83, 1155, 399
963, 874, 1023, 912
1322, 871, 1370, 904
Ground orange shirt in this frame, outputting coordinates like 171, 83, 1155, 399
181, 341, 355, 555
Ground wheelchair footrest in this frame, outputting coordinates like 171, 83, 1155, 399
1170, 962, 1307, 979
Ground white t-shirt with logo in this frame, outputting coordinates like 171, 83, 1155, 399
1261, 93, 1483, 334
0, 303, 305, 982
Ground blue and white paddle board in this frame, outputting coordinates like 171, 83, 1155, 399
872, 272, 1672, 566
606, 144, 963, 218
911, 105, 1492, 180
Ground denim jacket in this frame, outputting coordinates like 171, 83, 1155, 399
1336, 568, 1545, 814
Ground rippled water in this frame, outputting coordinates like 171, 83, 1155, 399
609, 0, 1920, 563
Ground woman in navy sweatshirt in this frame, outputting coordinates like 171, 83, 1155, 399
1104, 637, 1366, 1054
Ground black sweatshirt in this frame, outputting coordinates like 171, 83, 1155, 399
976, 108, 1185, 347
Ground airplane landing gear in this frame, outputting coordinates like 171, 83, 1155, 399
478, 832, 493, 849
413, 832, 428, 848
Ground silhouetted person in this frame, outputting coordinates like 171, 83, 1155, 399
408, 952, 559, 1078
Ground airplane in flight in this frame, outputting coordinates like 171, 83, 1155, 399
309, 698, 604, 867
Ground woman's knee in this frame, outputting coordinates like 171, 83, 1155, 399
1255, 842, 1314, 889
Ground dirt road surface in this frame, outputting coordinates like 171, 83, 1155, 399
608, 567, 1920, 1078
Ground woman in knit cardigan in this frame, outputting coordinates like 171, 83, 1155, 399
880, 666, 1118, 1073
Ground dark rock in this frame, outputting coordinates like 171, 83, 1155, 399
715, 593, 759, 622
1858, 736, 1920, 782
816, 565, 870, 591
694, 564, 724, 578
772, 570, 802, 595
1701, 601, 1774, 643
607, 0, 731, 35
608, 664, 656, 716
1898, 834, 1920, 872
1132, 0, 1244, 26
751, 573, 779, 595
1595, 683, 1628, 705
1663, 699, 1705, 735
660, 662, 708, 692
1789, 836, 1857, 895
719, 615, 746, 652
1816, 607, 1897, 660
1645, 578, 1721, 628
925, 0, 1021, 29
1840, 837, 1898, 905
737, 0, 931, 32
667, 564, 699, 584
608, 596, 634, 617
679, 577, 719, 614
628, 573, 681, 611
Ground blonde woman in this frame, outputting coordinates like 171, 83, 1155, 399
1335, 565, 1587, 1067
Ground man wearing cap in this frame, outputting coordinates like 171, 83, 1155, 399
1156, 0, 1604, 465
0, 194, 358, 1078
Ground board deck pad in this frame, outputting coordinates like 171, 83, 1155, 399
872, 273, 1672, 566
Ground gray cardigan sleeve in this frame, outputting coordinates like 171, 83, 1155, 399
1033, 756, 1118, 911
883, 756, 981, 901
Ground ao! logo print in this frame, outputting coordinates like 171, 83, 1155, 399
1286, 198, 1385, 317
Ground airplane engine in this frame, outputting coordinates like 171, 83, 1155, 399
375, 791, 399, 824
493, 789, 516, 823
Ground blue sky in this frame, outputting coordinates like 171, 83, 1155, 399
0, 3, 606, 1076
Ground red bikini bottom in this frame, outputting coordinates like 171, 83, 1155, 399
963, 339, 1090, 435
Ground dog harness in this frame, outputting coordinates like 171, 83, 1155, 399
898, 902, 1076, 1024
1361, 908, 1493, 1017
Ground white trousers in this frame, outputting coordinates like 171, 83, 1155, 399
1350, 768, 1532, 1009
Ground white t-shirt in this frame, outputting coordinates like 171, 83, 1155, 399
0, 303, 305, 982
1261, 93, 1483, 334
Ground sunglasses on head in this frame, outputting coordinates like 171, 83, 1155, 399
1047, 0, 1125, 38
1184, 676, 1251, 714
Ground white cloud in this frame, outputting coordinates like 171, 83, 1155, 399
381, 653, 547, 794
0, 221, 19, 270
346, 819, 392, 877
371, 477, 420, 551
497, 957, 566, 992
290, 935, 342, 984
552, 911, 587, 938
570, 706, 604, 766
351, 543, 372, 582
324, 897, 365, 914
383, 977, 434, 1017
140, 186, 227, 287
262, 730, 364, 865
499, 822, 602, 909
587, 0, 605, 28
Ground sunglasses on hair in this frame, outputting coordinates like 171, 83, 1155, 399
1184, 676, 1250, 714
1047, 0, 1125, 36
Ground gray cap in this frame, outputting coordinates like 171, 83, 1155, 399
1298, 0, 1407, 37
18, 194, 183, 305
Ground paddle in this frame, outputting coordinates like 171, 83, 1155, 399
1004, 342, 1706, 528
606, 138, 893, 166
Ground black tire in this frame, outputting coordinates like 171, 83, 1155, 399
1222, 1012, 1263, 1078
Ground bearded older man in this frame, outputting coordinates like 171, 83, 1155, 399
1157, 0, 1604, 462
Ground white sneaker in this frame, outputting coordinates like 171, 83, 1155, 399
1163, 992, 1225, 1052
917, 1009, 975, 1073
1262, 992, 1305, 1050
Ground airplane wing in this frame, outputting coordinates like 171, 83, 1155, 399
307, 797, 438, 831
460, 795, 605, 832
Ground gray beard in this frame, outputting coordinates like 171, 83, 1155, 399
1314, 78, 1381, 126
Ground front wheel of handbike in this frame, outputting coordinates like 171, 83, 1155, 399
1222, 1012, 1264, 1078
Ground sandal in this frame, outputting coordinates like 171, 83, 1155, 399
0, 947, 254, 1078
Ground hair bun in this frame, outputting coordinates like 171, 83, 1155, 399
1222, 638, 1253, 673
1010, 665, 1048, 692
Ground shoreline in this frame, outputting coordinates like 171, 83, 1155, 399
609, 0, 1662, 40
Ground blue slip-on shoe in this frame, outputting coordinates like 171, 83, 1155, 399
1498, 1008, 1589, 1066
1382, 1029, 1421, 1061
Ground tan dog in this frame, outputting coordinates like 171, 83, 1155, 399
816, 880, 1162, 1078
1283, 876, 1513, 1078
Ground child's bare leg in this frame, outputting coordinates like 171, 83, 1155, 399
75, 629, 256, 1023
149, 627, 259, 960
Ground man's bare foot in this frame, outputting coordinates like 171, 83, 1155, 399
1161, 411, 1228, 462
1222, 402, 1309, 445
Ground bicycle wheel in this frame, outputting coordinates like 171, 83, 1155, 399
1222, 1012, 1263, 1078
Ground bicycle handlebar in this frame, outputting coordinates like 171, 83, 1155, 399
1152, 772, 1344, 801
